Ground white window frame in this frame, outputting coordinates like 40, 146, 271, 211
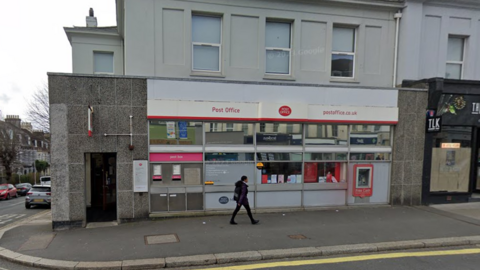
226, 123, 234, 132
265, 21, 293, 75
331, 26, 357, 79
93, 51, 114, 75
446, 36, 466, 80
209, 123, 219, 132
191, 14, 222, 73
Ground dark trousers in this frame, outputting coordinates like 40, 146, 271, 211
231, 203, 254, 222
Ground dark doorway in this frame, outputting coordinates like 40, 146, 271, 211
87, 153, 117, 223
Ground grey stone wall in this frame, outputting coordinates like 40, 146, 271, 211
391, 89, 428, 205
49, 74, 148, 229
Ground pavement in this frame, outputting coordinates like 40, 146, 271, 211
1, 205, 480, 269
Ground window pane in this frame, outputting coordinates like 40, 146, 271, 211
205, 153, 254, 161
305, 153, 348, 161
206, 162, 254, 186
305, 124, 348, 145
257, 153, 302, 161
260, 162, 302, 184
266, 50, 290, 74
192, 15, 221, 44
447, 37, 464, 61
430, 126, 472, 192
446, 63, 462, 79
94, 52, 113, 73
266, 22, 291, 48
350, 125, 391, 146
304, 162, 346, 183
331, 54, 354, 77
205, 123, 253, 144
256, 123, 302, 145
349, 153, 390, 161
333, 27, 355, 52
193, 45, 220, 71
149, 121, 203, 145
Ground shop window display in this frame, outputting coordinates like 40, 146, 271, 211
149, 121, 203, 145
304, 162, 346, 183
256, 123, 302, 145
205, 123, 253, 144
260, 162, 303, 184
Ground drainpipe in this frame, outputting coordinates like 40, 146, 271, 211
393, 11, 403, 88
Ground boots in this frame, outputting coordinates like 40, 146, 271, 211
251, 219, 259, 225
230, 220, 238, 225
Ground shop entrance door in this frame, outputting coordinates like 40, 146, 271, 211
87, 153, 117, 223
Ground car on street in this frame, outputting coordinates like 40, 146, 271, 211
0, 184, 18, 200
40, 176, 51, 185
15, 183, 32, 196
25, 185, 51, 209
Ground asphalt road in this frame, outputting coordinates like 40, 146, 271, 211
0, 195, 46, 229
193, 247, 480, 270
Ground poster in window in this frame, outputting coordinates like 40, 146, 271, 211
172, 164, 181, 180
167, 122, 176, 139
179, 121, 188, 139
304, 163, 318, 183
446, 150, 456, 166
153, 165, 162, 180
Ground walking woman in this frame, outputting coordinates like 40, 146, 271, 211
230, 176, 259, 225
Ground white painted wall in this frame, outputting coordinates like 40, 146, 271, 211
70, 34, 124, 75
397, 0, 480, 84
124, 0, 398, 87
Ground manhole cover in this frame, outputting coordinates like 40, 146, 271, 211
144, 234, 179, 245
288, 234, 307, 240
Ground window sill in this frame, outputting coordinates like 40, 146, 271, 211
190, 71, 225, 78
329, 78, 360, 84
263, 74, 296, 81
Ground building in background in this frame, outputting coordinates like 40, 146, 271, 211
0, 115, 50, 182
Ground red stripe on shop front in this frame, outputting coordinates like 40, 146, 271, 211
147, 115, 397, 124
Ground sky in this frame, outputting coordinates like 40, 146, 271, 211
0, 0, 116, 122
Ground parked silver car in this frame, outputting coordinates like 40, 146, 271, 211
25, 185, 51, 209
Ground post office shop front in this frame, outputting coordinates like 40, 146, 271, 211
146, 98, 398, 214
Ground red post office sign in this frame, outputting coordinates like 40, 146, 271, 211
353, 164, 373, 198
278, 106, 292, 117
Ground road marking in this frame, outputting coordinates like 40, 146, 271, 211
199, 248, 480, 270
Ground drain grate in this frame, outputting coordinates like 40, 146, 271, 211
144, 234, 180, 245
288, 234, 307, 240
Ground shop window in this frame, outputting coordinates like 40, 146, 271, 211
266, 21, 292, 74
260, 162, 302, 184
349, 153, 391, 161
94, 52, 114, 74
205, 153, 255, 185
350, 125, 391, 146
305, 124, 348, 145
192, 15, 222, 72
257, 152, 302, 161
305, 153, 347, 161
331, 26, 356, 78
205, 122, 253, 144
151, 163, 203, 186
205, 152, 254, 161
256, 123, 302, 145
430, 126, 472, 192
149, 121, 203, 145
446, 36, 465, 79
304, 162, 346, 183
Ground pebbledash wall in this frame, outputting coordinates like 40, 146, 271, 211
49, 73, 148, 229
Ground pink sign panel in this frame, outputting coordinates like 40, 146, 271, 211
150, 153, 203, 162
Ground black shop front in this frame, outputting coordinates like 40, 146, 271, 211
421, 78, 480, 204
